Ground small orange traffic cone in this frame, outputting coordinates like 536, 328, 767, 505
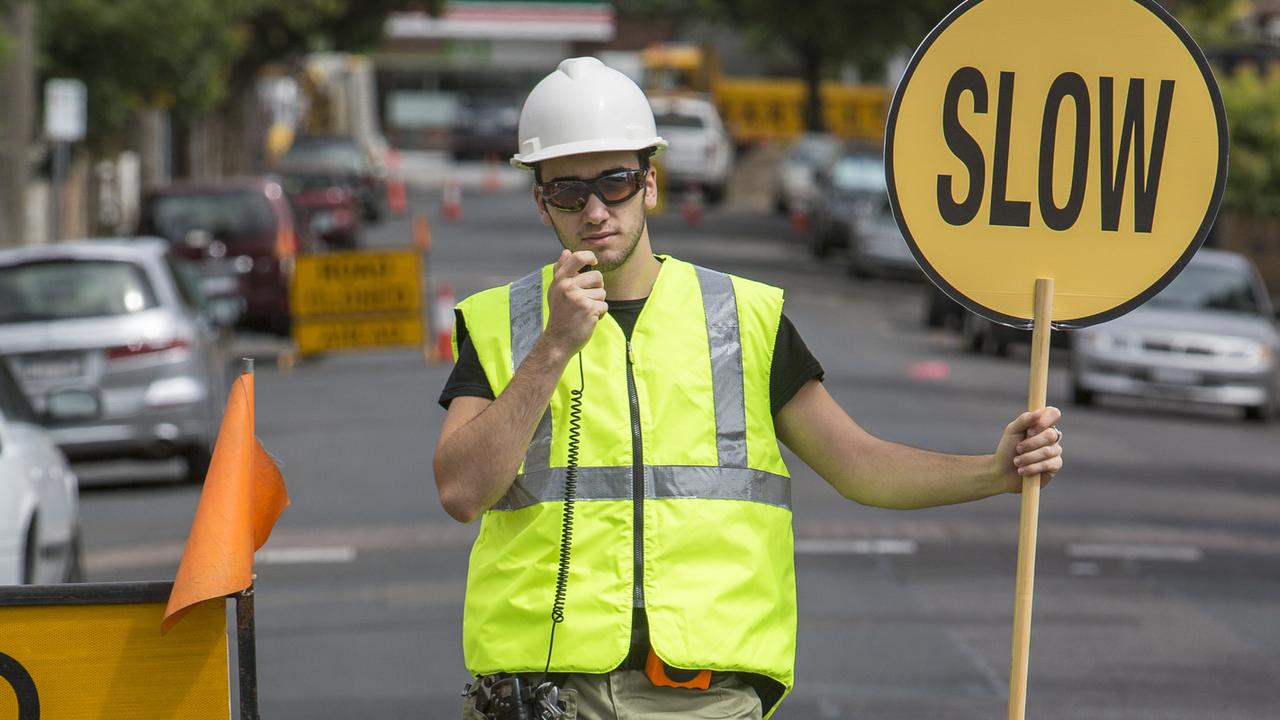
412, 212, 433, 254
789, 206, 810, 234
433, 283, 456, 362
442, 179, 462, 223
386, 149, 408, 216
482, 153, 502, 193
682, 185, 704, 226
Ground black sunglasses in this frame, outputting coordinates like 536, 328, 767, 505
538, 168, 648, 212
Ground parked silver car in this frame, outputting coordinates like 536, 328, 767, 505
847, 194, 921, 280
774, 132, 840, 215
0, 239, 235, 482
809, 145, 885, 259
1070, 249, 1280, 421
0, 359, 81, 584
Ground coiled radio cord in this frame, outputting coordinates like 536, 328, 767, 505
543, 352, 584, 676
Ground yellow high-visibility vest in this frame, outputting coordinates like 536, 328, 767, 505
454, 255, 795, 717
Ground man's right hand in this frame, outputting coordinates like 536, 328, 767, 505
543, 249, 606, 355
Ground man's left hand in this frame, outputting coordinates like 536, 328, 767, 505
994, 407, 1064, 493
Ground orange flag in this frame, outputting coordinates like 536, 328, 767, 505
162, 372, 289, 634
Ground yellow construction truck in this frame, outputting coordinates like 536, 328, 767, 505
640, 43, 890, 145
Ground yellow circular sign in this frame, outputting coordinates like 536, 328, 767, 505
886, 0, 1227, 328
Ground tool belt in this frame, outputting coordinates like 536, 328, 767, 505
464, 674, 567, 720
466, 645, 715, 718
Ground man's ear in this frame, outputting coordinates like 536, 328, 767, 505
534, 186, 553, 226
643, 166, 658, 210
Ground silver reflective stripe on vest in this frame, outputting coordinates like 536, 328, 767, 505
493, 465, 790, 511
694, 266, 748, 467
651, 465, 789, 508
491, 467, 634, 511
510, 270, 551, 473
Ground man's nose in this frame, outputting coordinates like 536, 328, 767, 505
582, 192, 610, 223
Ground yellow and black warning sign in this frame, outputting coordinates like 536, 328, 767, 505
292, 251, 423, 316
293, 315, 424, 354
0, 583, 232, 719
886, 0, 1227, 327
290, 250, 425, 356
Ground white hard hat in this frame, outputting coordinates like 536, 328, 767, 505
511, 57, 668, 169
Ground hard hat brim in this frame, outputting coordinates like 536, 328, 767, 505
511, 137, 668, 169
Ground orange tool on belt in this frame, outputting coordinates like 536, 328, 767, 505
645, 649, 711, 690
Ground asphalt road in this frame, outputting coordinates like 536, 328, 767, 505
77, 186, 1280, 719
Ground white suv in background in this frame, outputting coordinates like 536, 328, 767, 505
650, 95, 735, 204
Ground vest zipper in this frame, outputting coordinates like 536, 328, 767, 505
626, 340, 645, 610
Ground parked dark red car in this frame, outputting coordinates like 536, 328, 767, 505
137, 178, 305, 335
279, 169, 362, 250
279, 134, 386, 223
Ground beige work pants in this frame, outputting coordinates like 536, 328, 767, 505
462, 668, 762, 719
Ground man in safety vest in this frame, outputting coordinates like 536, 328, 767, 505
434, 57, 1064, 720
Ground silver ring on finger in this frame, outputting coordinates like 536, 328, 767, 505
1052, 425, 1062, 443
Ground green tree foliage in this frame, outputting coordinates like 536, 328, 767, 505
1164, 0, 1241, 46
39, 0, 238, 153
38, 0, 423, 153
1217, 68, 1280, 217
1165, 0, 1280, 218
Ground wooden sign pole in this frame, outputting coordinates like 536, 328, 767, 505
1008, 277, 1054, 720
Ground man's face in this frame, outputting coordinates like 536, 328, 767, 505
535, 150, 658, 273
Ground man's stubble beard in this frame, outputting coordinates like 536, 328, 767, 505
555, 214, 647, 273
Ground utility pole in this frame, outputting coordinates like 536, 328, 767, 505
1, 1, 35, 247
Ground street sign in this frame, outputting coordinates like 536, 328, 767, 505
885, 0, 1227, 328
44, 79, 87, 142
290, 250, 425, 356
0, 585, 231, 718
292, 251, 422, 316
293, 314, 424, 355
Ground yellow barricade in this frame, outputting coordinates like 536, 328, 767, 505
712, 79, 890, 144
715, 79, 806, 144
0, 582, 248, 719
820, 84, 890, 141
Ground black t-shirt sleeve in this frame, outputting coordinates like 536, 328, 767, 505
769, 313, 825, 416
438, 311, 497, 409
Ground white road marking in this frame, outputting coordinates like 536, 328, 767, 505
947, 629, 1009, 697
794, 538, 918, 556
256, 545, 358, 565
1066, 543, 1202, 563
1069, 561, 1101, 577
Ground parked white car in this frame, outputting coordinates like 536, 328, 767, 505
650, 94, 735, 204
0, 239, 236, 483
0, 360, 81, 584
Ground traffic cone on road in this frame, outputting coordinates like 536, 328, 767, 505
412, 212, 433, 254
433, 283, 456, 362
682, 185, 704, 226
789, 205, 810, 234
386, 149, 408, 216
442, 179, 463, 223
482, 153, 502, 193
